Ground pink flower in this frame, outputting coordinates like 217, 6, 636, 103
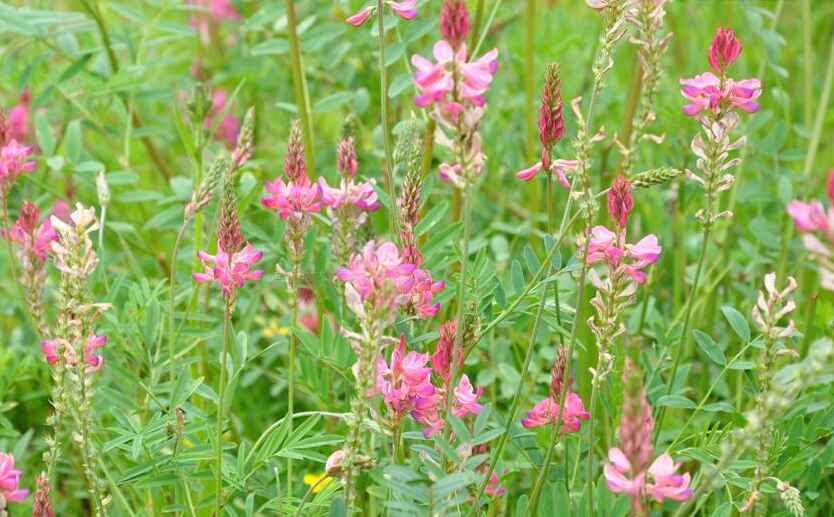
0, 452, 29, 504
645, 454, 693, 503
85, 334, 107, 372
485, 471, 506, 497
376, 336, 444, 436
708, 28, 742, 74
521, 392, 589, 433
336, 241, 443, 321
209, 0, 239, 21
319, 178, 380, 212
788, 201, 829, 233
623, 235, 662, 284
584, 227, 661, 284
346, 7, 373, 27
206, 90, 240, 148
388, 0, 417, 20
6, 201, 58, 263
451, 374, 482, 418
585, 0, 609, 8
0, 139, 35, 188
515, 159, 577, 188
680, 73, 761, 117
8, 91, 30, 143
586, 226, 625, 266
325, 450, 346, 477
604, 448, 645, 498
412, 41, 498, 111
262, 176, 323, 220
193, 241, 264, 297
41, 339, 59, 365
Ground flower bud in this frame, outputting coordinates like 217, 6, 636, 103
284, 120, 307, 182
440, 0, 470, 51
708, 28, 742, 74
539, 63, 565, 154
607, 175, 634, 228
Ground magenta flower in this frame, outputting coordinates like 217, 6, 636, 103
485, 471, 506, 497
521, 391, 589, 432
787, 171, 834, 291
412, 40, 498, 111
0, 139, 35, 188
451, 374, 482, 418
376, 336, 445, 437
515, 158, 577, 187
431, 320, 461, 384
6, 201, 57, 263
645, 454, 693, 503
41, 339, 59, 365
0, 452, 28, 504
193, 241, 264, 297
345, 1, 416, 26
708, 28, 742, 74
789, 200, 830, 234
262, 176, 323, 220
403, 268, 444, 319
319, 177, 380, 212
607, 175, 634, 228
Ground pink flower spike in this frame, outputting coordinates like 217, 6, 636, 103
262, 177, 323, 220
679, 72, 723, 118
388, 0, 417, 20
452, 374, 482, 418
708, 28, 742, 74
8, 91, 30, 143
346, 6, 373, 27
608, 175, 634, 228
515, 162, 543, 182
0, 139, 36, 187
0, 452, 29, 504
521, 392, 588, 432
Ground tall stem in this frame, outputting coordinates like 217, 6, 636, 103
214, 302, 232, 515
376, 0, 398, 234
285, 0, 315, 171
286, 259, 300, 499
448, 188, 472, 407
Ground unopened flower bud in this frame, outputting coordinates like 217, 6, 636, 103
440, 0, 470, 50
607, 175, 634, 228
708, 28, 742, 74
96, 170, 110, 207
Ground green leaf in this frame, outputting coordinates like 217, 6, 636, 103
63, 119, 82, 164
702, 402, 736, 413
656, 395, 696, 409
251, 38, 290, 55
511, 260, 524, 294
721, 305, 750, 343
693, 330, 725, 366
35, 111, 54, 156
328, 497, 346, 517
313, 92, 354, 113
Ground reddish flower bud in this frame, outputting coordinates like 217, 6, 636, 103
337, 137, 358, 178
16, 201, 41, 235
607, 175, 634, 228
708, 28, 742, 74
549, 346, 569, 400
284, 120, 307, 182
538, 64, 565, 152
440, 0, 471, 50
432, 320, 461, 384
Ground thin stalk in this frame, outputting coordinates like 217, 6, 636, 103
214, 302, 232, 515
293, 474, 330, 517
470, 0, 485, 50
546, 171, 565, 348
802, 0, 813, 128
286, 267, 300, 498
448, 188, 472, 408
376, 0, 398, 234
524, 0, 537, 164
169, 220, 190, 364
285, 0, 316, 171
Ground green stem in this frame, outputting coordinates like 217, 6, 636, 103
285, 0, 316, 172
287, 267, 299, 499
377, 0, 398, 234
215, 302, 232, 515
448, 188, 472, 407
524, 0, 536, 164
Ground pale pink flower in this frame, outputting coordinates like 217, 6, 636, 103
0, 139, 36, 188
645, 454, 693, 503
604, 448, 645, 498
788, 201, 830, 232
623, 235, 662, 284
586, 226, 625, 266
515, 159, 577, 187
585, 0, 609, 9
8, 91, 30, 143
584, 226, 661, 284
726, 78, 762, 113
208, 0, 239, 21
708, 28, 742, 74
521, 391, 589, 432
346, 7, 373, 27
412, 40, 498, 110
193, 241, 264, 297
41, 339, 59, 365
262, 176, 323, 220
451, 374, 482, 418
325, 450, 346, 477
319, 177, 380, 212
388, 0, 417, 20
680, 73, 761, 117
0, 452, 28, 504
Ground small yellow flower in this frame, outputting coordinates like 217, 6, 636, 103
262, 318, 291, 339
303, 472, 332, 493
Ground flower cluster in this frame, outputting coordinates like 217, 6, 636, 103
346, 0, 417, 27
604, 361, 691, 511
262, 121, 323, 222
522, 348, 589, 433
41, 334, 107, 374
0, 452, 28, 509
412, 2, 499, 188
6, 201, 58, 265
335, 240, 444, 324
787, 171, 834, 290
751, 272, 797, 341
680, 28, 761, 119
0, 139, 35, 193
193, 242, 264, 297
7, 90, 30, 143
